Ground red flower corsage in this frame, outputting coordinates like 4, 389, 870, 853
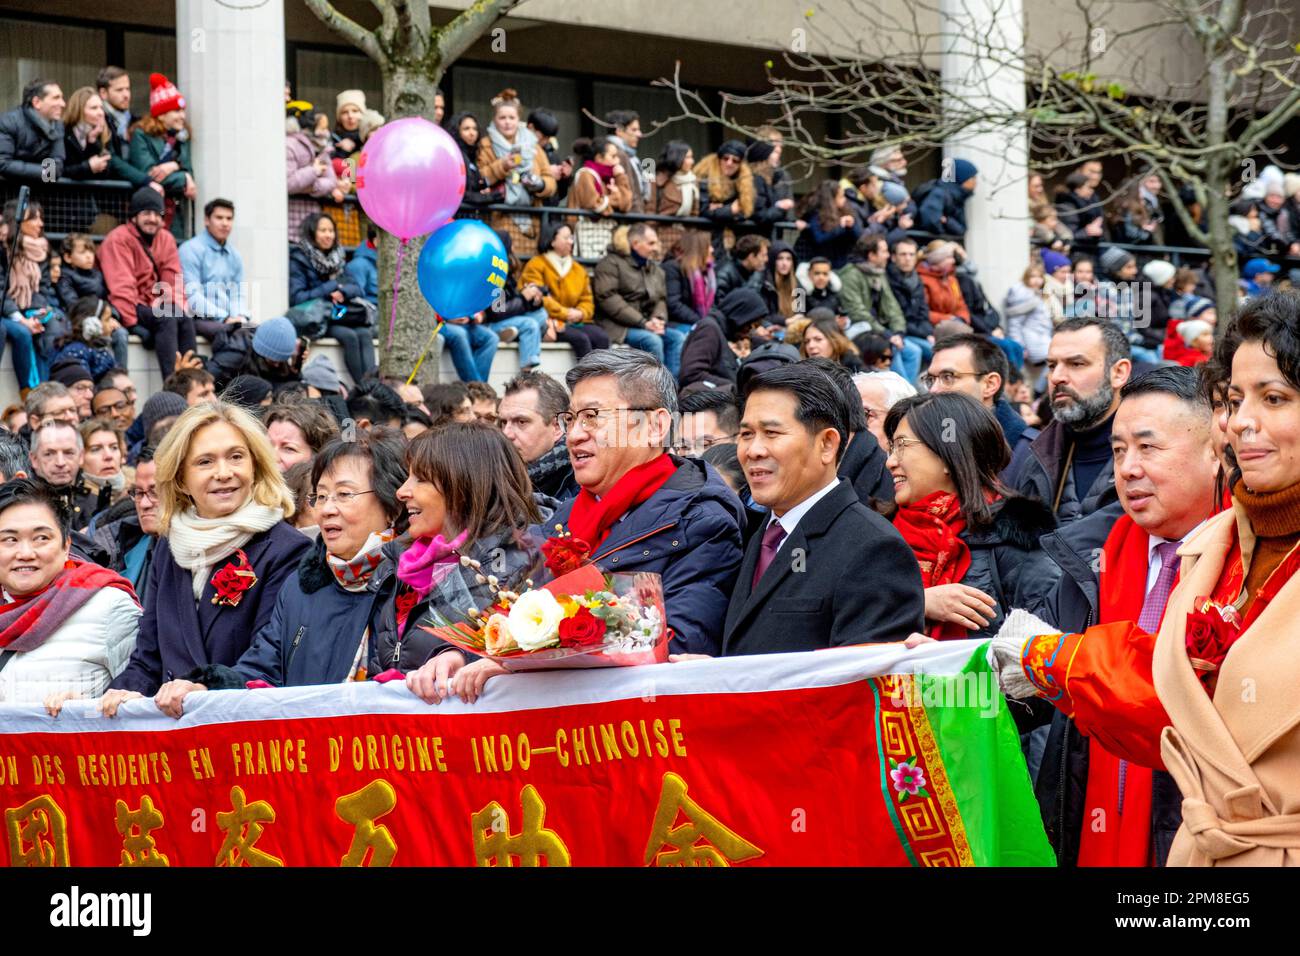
211, 549, 258, 607
1185, 596, 1241, 689
542, 527, 592, 577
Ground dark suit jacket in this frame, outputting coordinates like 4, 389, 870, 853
721, 479, 924, 655
111, 521, 311, 694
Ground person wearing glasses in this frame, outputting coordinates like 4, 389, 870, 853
548, 349, 745, 657
924, 332, 1027, 449
91, 382, 136, 434
885, 391, 1056, 641
91, 445, 161, 600
49, 402, 311, 717
675, 389, 740, 458
149, 434, 408, 713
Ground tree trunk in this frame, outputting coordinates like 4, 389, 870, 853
376, 69, 445, 383
1203, 182, 1238, 324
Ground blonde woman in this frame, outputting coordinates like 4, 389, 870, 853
61, 86, 111, 180
477, 88, 556, 250
87, 402, 311, 714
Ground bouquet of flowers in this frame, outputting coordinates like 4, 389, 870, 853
419, 563, 668, 671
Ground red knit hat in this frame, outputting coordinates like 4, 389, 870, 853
149, 72, 185, 118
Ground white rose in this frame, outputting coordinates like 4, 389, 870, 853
506, 589, 565, 651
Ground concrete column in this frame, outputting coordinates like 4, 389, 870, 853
176, 0, 288, 319
940, 0, 1029, 313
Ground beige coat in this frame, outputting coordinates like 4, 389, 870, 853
1155, 503, 1300, 866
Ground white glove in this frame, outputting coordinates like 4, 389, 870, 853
986, 608, 1058, 700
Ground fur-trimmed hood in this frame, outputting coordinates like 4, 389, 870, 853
693, 152, 756, 218
795, 260, 843, 294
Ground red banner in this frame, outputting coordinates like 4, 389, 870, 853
0, 650, 953, 867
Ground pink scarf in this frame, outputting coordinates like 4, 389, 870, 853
583, 160, 615, 195
7, 234, 48, 311
395, 529, 469, 599
690, 264, 716, 316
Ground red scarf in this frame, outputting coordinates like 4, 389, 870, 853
892, 490, 972, 639
567, 454, 677, 555
583, 160, 615, 195
0, 559, 139, 652
1076, 514, 1161, 867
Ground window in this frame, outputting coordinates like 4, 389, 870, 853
0, 19, 105, 111
295, 48, 382, 121
124, 31, 177, 119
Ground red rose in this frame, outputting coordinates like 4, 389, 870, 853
543, 535, 591, 577
558, 606, 607, 648
210, 550, 258, 607
1185, 607, 1237, 677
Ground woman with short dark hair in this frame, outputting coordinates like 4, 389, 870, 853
152, 433, 409, 712
396, 423, 547, 703
885, 391, 1055, 639
0, 478, 140, 704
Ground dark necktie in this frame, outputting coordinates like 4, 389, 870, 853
751, 522, 788, 590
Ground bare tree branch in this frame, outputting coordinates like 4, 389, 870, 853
438, 0, 526, 66
303, 0, 384, 65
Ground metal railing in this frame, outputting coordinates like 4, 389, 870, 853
0, 177, 194, 242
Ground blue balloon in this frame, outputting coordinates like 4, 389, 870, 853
416, 220, 509, 319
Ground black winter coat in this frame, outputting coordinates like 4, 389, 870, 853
914, 179, 971, 238
111, 521, 312, 694
714, 258, 763, 301
955, 267, 1001, 335
192, 535, 397, 689
288, 246, 363, 306
56, 265, 109, 313
662, 259, 708, 327
955, 496, 1058, 640
61, 128, 110, 180
888, 263, 933, 340
1012, 418, 1118, 524
372, 526, 547, 674
0, 105, 64, 181
722, 479, 924, 654
678, 310, 739, 389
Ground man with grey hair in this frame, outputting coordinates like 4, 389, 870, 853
869, 144, 907, 186
0, 432, 29, 481
29, 421, 97, 528
544, 349, 746, 655
852, 370, 916, 451
23, 382, 80, 435
1011, 316, 1133, 523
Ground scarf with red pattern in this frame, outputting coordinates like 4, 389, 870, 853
0, 559, 139, 651
893, 490, 973, 639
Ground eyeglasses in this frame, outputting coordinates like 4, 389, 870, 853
559, 407, 658, 432
306, 490, 376, 508
921, 370, 986, 389
94, 399, 132, 414
887, 436, 927, 457
127, 488, 158, 502
673, 434, 737, 456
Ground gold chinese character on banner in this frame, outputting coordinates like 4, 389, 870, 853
471, 784, 571, 867
5, 795, 69, 867
215, 786, 283, 867
643, 772, 763, 866
336, 779, 397, 867
115, 796, 169, 867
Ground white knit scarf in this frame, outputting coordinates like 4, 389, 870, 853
167, 499, 284, 601
672, 171, 699, 216
544, 250, 574, 279
487, 123, 539, 206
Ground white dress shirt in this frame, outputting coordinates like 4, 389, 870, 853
1145, 519, 1208, 595
767, 477, 844, 538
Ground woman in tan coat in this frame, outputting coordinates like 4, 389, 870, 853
992, 290, 1300, 866
476, 88, 556, 254
566, 136, 633, 259
520, 222, 610, 358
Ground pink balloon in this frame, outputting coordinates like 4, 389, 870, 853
355, 117, 467, 240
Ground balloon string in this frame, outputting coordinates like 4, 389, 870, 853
386, 237, 409, 350
407, 316, 445, 385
